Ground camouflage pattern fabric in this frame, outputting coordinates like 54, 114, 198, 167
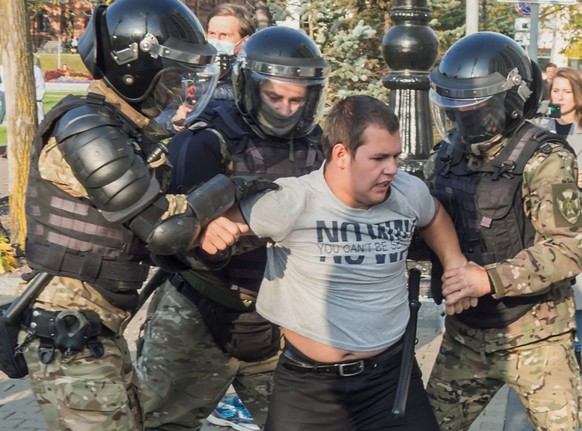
427, 143, 582, 430
18, 277, 141, 431
427, 331, 582, 431
486, 144, 582, 298
135, 281, 278, 430
19, 81, 179, 430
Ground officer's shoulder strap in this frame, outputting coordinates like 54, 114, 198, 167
182, 111, 235, 178
431, 136, 466, 178
491, 122, 571, 178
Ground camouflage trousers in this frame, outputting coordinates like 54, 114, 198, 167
426, 330, 582, 431
20, 331, 142, 431
135, 281, 278, 431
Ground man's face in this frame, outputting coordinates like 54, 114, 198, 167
546, 66, 557, 81
207, 16, 244, 54
342, 125, 401, 209
260, 79, 307, 116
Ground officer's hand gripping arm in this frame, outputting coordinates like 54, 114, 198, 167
133, 175, 278, 256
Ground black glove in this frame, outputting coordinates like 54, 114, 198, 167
231, 176, 279, 202
150, 253, 192, 273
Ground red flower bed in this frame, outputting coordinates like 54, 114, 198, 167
45, 69, 93, 82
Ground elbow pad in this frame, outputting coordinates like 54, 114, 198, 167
142, 175, 278, 256
145, 174, 237, 256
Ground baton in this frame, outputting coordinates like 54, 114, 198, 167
3, 272, 53, 325
391, 267, 422, 418
136, 268, 171, 312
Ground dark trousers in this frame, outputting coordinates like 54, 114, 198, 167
265, 342, 439, 431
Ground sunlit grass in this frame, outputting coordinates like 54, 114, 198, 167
0, 91, 84, 145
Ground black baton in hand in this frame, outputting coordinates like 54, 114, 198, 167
392, 267, 422, 418
3, 272, 53, 325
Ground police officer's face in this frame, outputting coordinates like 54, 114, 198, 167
341, 125, 401, 209
260, 80, 307, 117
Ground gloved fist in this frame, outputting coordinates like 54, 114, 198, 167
231, 176, 279, 202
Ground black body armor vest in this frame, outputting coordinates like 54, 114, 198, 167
208, 104, 322, 180
431, 123, 573, 328
25, 94, 155, 309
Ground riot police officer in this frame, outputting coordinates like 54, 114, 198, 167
135, 26, 329, 431
18, 1, 271, 429
424, 32, 582, 430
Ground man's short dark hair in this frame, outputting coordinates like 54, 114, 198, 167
322, 95, 399, 160
545, 62, 557, 71
206, 3, 256, 38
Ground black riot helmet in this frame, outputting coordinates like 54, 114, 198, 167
78, 0, 219, 120
429, 32, 541, 144
233, 27, 330, 139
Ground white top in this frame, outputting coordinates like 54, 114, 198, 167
34, 65, 45, 101
0, 65, 5, 92
240, 166, 436, 351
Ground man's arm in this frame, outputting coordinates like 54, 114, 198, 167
419, 198, 466, 271
419, 198, 477, 314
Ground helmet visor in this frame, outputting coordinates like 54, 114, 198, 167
430, 89, 506, 144
243, 72, 328, 138
147, 64, 219, 121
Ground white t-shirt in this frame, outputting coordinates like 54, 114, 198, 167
240, 165, 435, 351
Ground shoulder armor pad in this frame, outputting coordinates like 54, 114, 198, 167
55, 104, 120, 142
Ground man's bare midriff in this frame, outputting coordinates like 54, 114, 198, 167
283, 328, 387, 363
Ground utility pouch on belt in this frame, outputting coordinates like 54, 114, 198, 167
24, 308, 112, 364
0, 302, 29, 378
198, 297, 281, 362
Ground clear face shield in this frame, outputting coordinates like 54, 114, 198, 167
144, 63, 219, 123
251, 72, 327, 138
429, 89, 507, 144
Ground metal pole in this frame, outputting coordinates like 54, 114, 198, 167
381, 0, 439, 177
466, 0, 479, 35
529, 3, 540, 62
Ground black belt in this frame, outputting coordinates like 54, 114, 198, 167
282, 339, 403, 377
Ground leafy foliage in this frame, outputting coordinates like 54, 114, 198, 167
0, 235, 19, 273
430, 0, 515, 54
268, 0, 390, 108
541, 4, 582, 58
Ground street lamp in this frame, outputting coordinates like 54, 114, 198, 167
382, 0, 439, 178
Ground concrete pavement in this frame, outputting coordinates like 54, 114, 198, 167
0, 134, 535, 430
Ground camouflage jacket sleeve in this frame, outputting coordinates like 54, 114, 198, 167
39, 136, 189, 219
487, 143, 582, 298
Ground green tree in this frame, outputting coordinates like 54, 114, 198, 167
429, 0, 464, 54
540, 4, 582, 58
267, 0, 390, 107
430, 0, 515, 54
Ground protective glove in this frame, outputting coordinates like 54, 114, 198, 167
231, 176, 279, 202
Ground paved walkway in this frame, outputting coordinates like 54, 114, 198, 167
0, 129, 535, 430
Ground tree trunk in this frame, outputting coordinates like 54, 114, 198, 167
0, 0, 37, 254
